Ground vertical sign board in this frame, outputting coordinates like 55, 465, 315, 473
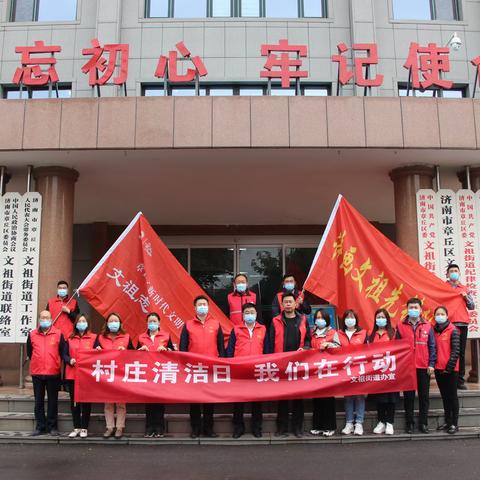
436, 189, 460, 277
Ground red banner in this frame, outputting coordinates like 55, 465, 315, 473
304, 195, 467, 330
79, 213, 232, 345
74, 341, 415, 404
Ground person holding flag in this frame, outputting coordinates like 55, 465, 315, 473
46, 280, 79, 339
179, 295, 226, 438
227, 274, 258, 326
271, 274, 311, 318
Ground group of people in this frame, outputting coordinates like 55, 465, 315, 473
27, 263, 474, 439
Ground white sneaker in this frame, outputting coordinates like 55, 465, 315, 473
323, 430, 335, 437
373, 421, 386, 434
354, 423, 364, 436
342, 422, 354, 435
309, 429, 322, 435
385, 423, 394, 435
79, 429, 88, 438
68, 429, 81, 438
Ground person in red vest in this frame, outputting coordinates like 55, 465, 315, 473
65, 313, 97, 439
309, 308, 339, 437
338, 310, 368, 436
137, 312, 174, 438
369, 308, 399, 436
226, 302, 269, 438
269, 292, 311, 438
395, 297, 436, 434
94, 312, 133, 439
179, 295, 225, 438
227, 274, 259, 326
433, 305, 461, 434
271, 273, 311, 318
46, 280, 79, 340
27, 310, 68, 436
445, 263, 475, 390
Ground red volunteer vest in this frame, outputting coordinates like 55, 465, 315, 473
228, 291, 257, 326
137, 330, 171, 350
310, 328, 336, 350
98, 333, 131, 350
232, 323, 266, 357
370, 330, 395, 344
435, 322, 460, 372
337, 329, 367, 347
276, 290, 304, 313
48, 296, 78, 339
272, 314, 308, 353
29, 327, 63, 376
396, 319, 432, 369
185, 316, 222, 357
65, 333, 97, 380
446, 282, 471, 324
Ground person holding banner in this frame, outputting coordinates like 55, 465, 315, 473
94, 312, 134, 439
270, 292, 311, 438
227, 274, 258, 326
271, 274, 311, 318
27, 310, 69, 436
65, 314, 97, 439
137, 312, 174, 438
338, 310, 367, 436
309, 308, 339, 437
369, 309, 398, 436
226, 302, 269, 438
445, 263, 475, 390
433, 306, 460, 434
396, 298, 436, 434
179, 295, 226, 438
46, 280, 79, 339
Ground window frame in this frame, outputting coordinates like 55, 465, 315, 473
10, 0, 78, 22
2, 83, 73, 99
391, 0, 461, 22
397, 82, 468, 98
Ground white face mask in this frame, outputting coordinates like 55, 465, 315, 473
345, 317, 356, 328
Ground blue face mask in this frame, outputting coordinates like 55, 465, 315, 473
108, 321, 120, 333
284, 282, 295, 292
244, 313, 256, 324
76, 322, 88, 333
435, 315, 448, 325
408, 309, 420, 319
345, 317, 356, 328
376, 317, 387, 328
39, 319, 52, 330
148, 322, 159, 332
57, 288, 68, 298
236, 283, 247, 293
315, 319, 327, 329
449, 272, 460, 282
196, 305, 209, 316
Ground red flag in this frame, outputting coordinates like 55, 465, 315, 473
79, 213, 232, 345
304, 195, 467, 330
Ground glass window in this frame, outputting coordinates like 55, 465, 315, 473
4, 86, 72, 99
12, 0, 77, 21
143, 87, 165, 96
212, 0, 232, 17
147, 0, 169, 17
191, 248, 234, 315
285, 247, 317, 288
303, 86, 329, 96
11, 0, 35, 21
173, 0, 207, 18
393, 0, 432, 20
239, 87, 264, 96
271, 87, 296, 96
169, 248, 188, 271
208, 88, 234, 96
265, 0, 298, 18
171, 87, 206, 96
398, 86, 465, 98
240, 0, 260, 17
435, 0, 457, 21
303, 0, 324, 17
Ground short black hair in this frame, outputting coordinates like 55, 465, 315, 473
234, 273, 249, 282
242, 302, 256, 312
281, 292, 296, 302
193, 295, 209, 306
282, 273, 295, 281
57, 280, 69, 287
434, 305, 449, 316
314, 308, 331, 324
446, 263, 460, 273
406, 297, 422, 307
146, 312, 160, 321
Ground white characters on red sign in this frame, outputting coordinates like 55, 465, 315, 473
185, 363, 209, 384
314, 359, 339, 378
372, 352, 397, 373
254, 362, 280, 382
343, 355, 368, 376
91, 359, 117, 383
122, 361, 148, 383
285, 361, 309, 381
152, 361, 180, 384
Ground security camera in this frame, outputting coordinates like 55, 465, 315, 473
449, 32, 462, 51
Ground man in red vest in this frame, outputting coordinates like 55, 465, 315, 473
270, 292, 311, 438
271, 273, 311, 318
46, 280, 79, 339
179, 295, 225, 438
27, 310, 68, 436
445, 263, 475, 390
227, 274, 259, 326
226, 302, 269, 438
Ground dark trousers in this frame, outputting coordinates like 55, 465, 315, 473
32, 375, 60, 432
190, 403, 214, 433
456, 325, 468, 385
403, 368, 430, 427
233, 402, 263, 433
435, 371, 459, 427
145, 403, 165, 434
66, 380, 91, 429
277, 399, 304, 432
312, 397, 336, 431
377, 402, 395, 424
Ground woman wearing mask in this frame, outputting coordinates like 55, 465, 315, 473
433, 306, 460, 434
309, 309, 339, 437
369, 308, 398, 435
65, 314, 97, 439
95, 312, 133, 439
137, 312, 174, 438
338, 310, 367, 436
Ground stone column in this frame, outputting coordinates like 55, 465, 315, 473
389, 165, 436, 260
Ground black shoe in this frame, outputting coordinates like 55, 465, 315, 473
252, 430, 263, 438
294, 428, 304, 438
405, 424, 414, 434
458, 384, 468, 390
190, 428, 200, 439
203, 430, 218, 438
436, 423, 449, 431
419, 425, 430, 434
31, 429, 45, 437
447, 425, 458, 434
232, 430, 244, 439
274, 430, 289, 437
49, 429, 59, 436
